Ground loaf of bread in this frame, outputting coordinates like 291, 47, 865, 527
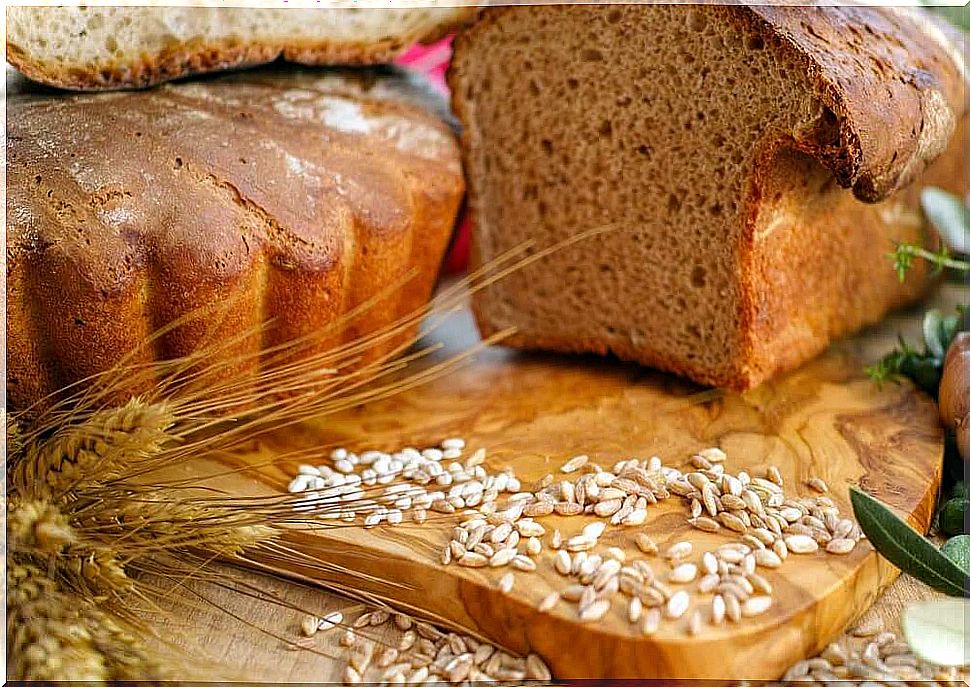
6, 5, 472, 90
450, 5, 967, 390
7, 67, 464, 411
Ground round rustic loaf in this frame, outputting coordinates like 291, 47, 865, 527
6, 66, 464, 411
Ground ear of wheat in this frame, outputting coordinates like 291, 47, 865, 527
6, 234, 616, 681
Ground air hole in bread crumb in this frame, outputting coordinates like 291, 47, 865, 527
691, 265, 707, 288
598, 120, 613, 137
580, 48, 604, 62
636, 144, 652, 158
173, 157, 183, 169
607, 9, 622, 24
746, 35, 765, 51
567, 78, 579, 90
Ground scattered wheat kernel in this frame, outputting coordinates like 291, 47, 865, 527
561, 454, 589, 473
605, 546, 626, 562
752, 548, 782, 569
711, 595, 726, 625
636, 534, 659, 554
702, 552, 718, 575
669, 563, 698, 584
554, 550, 572, 575
628, 596, 643, 623
742, 596, 773, 617
698, 573, 719, 594
551, 529, 562, 549
666, 590, 690, 619
642, 608, 662, 635
301, 615, 320, 637
826, 538, 856, 555
489, 548, 514, 567
724, 594, 742, 623
525, 537, 542, 556
341, 628, 356, 647
807, 477, 829, 493
538, 592, 560, 612
512, 555, 537, 572
497, 572, 515, 593
583, 521, 607, 539
320, 611, 343, 631
687, 609, 704, 635
766, 466, 784, 486
785, 534, 819, 554
566, 534, 596, 552
690, 516, 721, 533
666, 541, 693, 560
459, 552, 489, 567
579, 598, 611, 622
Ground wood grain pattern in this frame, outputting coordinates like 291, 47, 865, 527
157, 284, 948, 680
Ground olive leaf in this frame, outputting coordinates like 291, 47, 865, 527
921, 187, 969, 255
849, 487, 967, 596
902, 599, 970, 667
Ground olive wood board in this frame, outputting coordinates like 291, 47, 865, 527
173, 307, 943, 680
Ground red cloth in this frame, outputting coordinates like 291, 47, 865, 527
395, 37, 471, 274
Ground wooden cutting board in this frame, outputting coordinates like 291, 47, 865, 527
178, 308, 943, 680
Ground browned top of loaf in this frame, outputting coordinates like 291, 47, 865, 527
744, 5, 966, 202
6, 66, 462, 289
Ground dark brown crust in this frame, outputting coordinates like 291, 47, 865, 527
6, 67, 464, 411
6, 10, 475, 92
746, 5, 966, 203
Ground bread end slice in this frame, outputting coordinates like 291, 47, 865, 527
451, 5, 964, 390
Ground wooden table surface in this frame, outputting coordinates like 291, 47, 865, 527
145, 284, 963, 682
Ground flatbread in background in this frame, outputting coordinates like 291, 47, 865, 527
5, 5, 474, 91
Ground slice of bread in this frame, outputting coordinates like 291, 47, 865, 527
6, 5, 473, 90
450, 5, 967, 390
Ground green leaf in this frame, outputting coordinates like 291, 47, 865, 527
942, 535, 970, 575
921, 187, 969, 254
902, 599, 970, 666
850, 487, 967, 596
923, 309, 947, 359
940, 498, 969, 537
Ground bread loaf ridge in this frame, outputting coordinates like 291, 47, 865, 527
7, 67, 464, 410
449, 4, 967, 390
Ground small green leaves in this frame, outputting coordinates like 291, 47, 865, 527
850, 487, 967, 596
922, 187, 969, 255
941, 535, 970, 576
866, 307, 968, 395
902, 599, 970, 667
890, 188, 969, 282
940, 497, 969, 537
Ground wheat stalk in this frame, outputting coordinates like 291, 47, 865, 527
6, 231, 615, 680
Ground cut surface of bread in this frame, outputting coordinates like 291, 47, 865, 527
450, 5, 967, 390
6, 66, 464, 411
6, 5, 473, 90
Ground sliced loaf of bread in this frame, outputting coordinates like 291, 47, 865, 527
6, 5, 473, 90
450, 5, 967, 390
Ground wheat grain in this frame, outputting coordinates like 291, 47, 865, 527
538, 591, 560, 612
